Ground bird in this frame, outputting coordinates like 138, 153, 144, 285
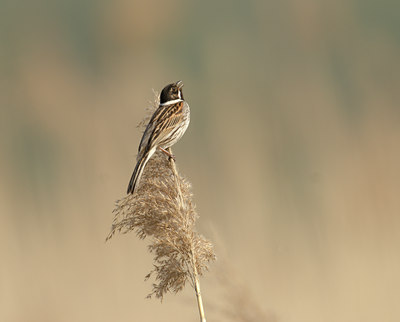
127, 80, 190, 194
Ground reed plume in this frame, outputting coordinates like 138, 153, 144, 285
107, 95, 215, 321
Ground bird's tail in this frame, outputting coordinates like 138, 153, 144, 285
127, 148, 155, 194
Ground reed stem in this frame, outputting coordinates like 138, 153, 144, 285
193, 250, 206, 322
168, 148, 207, 322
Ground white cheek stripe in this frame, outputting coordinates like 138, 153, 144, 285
160, 98, 183, 106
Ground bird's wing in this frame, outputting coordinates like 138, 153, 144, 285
151, 102, 184, 146
137, 102, 184, 153
138, 120, 155, 154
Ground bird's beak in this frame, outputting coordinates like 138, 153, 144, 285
176, 80, 184, 89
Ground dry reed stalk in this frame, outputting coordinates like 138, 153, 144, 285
107, 95, 215, 322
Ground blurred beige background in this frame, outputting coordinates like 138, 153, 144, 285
1, 0, 400, 321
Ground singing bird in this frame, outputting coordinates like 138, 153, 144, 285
127, 81, 190, 194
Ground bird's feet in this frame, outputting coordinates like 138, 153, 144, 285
159, 147, 176, 161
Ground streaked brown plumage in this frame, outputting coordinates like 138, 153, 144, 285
127, 81, 190, 194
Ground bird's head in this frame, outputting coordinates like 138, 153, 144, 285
160, 81, 184, 105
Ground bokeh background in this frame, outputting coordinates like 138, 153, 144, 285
1, 0, 400, 321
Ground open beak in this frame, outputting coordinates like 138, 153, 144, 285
176, 80, 184, 89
